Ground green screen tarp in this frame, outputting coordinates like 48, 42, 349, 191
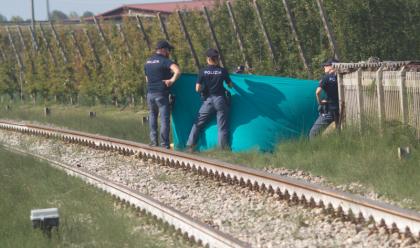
170, 73, 319, 152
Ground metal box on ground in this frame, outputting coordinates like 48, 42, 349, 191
30, 208, 59, 231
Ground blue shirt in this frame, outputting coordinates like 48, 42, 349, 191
196, 65, 232, 96
319, 73, 338, 105
144, 54, 174, 94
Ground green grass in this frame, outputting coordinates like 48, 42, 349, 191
201, 126, 420, 209
0, 103, 150, 143
0, 147, 192, 248
1, 103, 419, 209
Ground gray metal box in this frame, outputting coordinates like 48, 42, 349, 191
30, 208, 59, 229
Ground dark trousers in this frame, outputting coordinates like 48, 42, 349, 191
147, 92, 170, 148
187, 95, 229, 149
309, 109, 339, 138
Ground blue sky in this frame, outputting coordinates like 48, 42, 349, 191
1, 0, 179, 20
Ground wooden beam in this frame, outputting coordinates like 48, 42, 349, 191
5, 26, 23, 70
70, 31, 91, 78
50, 22, 68, 63
0, 46, 6, 62
315, 0, 340, 60
70, 31, 83, 59
226, 1, 250, 69
27, 25, 39, 51
177, 10, 200, 70
203, 6, 226, 67
17, 25, 35, 70
376, 66, 385, 131
355, 68, 364, 130
282, 0, 312, 78
135, 15, 151, 51
156, 12, 180, 63
337, 72, 345, 129
5, 26, 24, 100
39, 23, 57, 66
253, 0, 276, 63
83, 28, 102, 69
116, 23, 132, 58
16, 26, 28, 52
157, 12, 170, 41
93, 16, 113, 61
398, 66, 408, 124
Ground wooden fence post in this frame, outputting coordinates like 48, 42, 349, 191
376, 66, 385, 131
203, 6, 226, 67
337, 72, 345, 129
398, 66, 408, 125
28, 25, 39, 51
315, 0, 340, 60
93, 16, 113, 61
226, 1, 250, 69
253, 0, 276, 63
39, 23, 57, 66
282, 0, 312, 78
355, 68, 364, 130
157, 12, 170, 41
135, 15, 151, 51
116, 23, 132, 58
177, 10, 200, 70
49, 22, 68, 63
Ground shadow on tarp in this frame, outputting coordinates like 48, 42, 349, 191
170, 73, 319, 152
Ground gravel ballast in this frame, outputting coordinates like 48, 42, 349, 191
0, 129, 418, 248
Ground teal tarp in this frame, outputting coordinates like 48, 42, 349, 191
170, 73, 319, 152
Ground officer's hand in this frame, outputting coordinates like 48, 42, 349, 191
164, 79, 174, 87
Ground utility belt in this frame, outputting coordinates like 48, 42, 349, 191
200, 91, 231, 106
318, 102, 338, 114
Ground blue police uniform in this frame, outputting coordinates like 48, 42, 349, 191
309, 72, 339, 138
187, 65, 232, 149
144, 53, 174, 148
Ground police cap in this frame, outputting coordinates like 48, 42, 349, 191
321, 58, 339, 67
205, 48, 219, 58
156, 40, 174, 50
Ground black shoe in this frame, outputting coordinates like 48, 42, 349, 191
149, 142, 158, 147
185, 145, 196, 153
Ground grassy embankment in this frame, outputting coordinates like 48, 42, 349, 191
0, 103, 419, 209
0, 147, 193, 247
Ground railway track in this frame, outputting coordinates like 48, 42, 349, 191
1, 140, 248, 248
0, 120, 419, 242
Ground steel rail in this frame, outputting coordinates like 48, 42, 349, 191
0, 120, 419, 239
1, 144, 248, 248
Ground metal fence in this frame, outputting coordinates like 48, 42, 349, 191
336, 62, 420, 136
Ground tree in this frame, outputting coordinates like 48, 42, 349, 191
68, 11, 79, 19
10, 16, 24, 23
82, 11, 94, 18
0, 14, 7, 23
51, 10, 68, 21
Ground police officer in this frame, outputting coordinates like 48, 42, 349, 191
186, 48, 233, 152
309, 58, 339, 138
144, 40, 181, 149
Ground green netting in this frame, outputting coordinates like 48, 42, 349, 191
170, 73, 319, 152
